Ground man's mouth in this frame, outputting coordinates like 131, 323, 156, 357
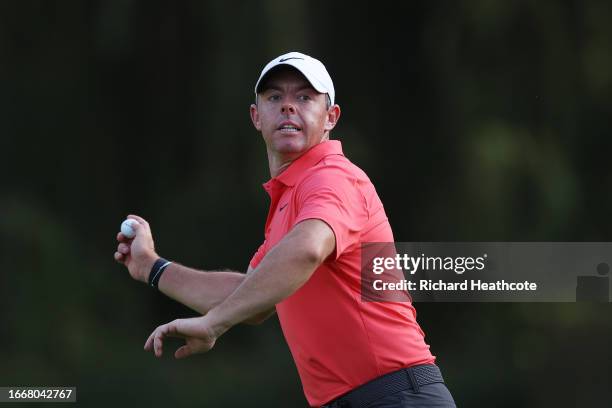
278, 122, 302, 132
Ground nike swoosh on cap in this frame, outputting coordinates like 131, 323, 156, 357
279, 57, 304, 62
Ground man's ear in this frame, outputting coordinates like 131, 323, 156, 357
250, 103, 261, 131
324, 104, 341, 132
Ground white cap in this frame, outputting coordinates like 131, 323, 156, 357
254, 51, 335, 105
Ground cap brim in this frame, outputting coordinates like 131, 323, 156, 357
255, 62, 329, 95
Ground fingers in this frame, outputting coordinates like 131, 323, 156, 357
117, 242, 130, 254
125, 215, 152, 240
127, 214, 150, 229
117, 214, 147, 242
175, 345, 192, 359
144, 331, 155, 351
144, 321, 177, 358
150, 324, 167, 357
128, 221, 143, 235
114, 241, 130, 263
154, 333, 164, 357
115, 215, 150, 242
117, 242, 130, 255
144, 320, 213, 360
144, 325, 162, 355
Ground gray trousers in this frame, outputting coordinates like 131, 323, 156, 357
322, 365, 456, 408
365, 383, 456, 407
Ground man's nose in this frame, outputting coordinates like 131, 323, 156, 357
281, 101, 296, 114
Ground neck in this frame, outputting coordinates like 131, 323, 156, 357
267, 153, 294, 178
267, 136, 329, 178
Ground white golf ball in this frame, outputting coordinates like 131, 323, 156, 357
121, 219, 138, 238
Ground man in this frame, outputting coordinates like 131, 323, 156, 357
114, 52, 456, 407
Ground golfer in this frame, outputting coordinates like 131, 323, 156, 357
114, 52, 456, 408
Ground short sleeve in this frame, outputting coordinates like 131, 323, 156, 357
293, 170, 369, 259
249, 240, 267, 269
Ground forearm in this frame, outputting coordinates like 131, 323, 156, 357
115, 216, 267, 321
141, 220, 335, 360
157, 263, 246, 315
206, 222, 331, 335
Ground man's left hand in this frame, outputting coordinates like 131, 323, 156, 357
144, 316, 217, 359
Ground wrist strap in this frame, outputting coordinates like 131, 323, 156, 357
148, 258, 172, 289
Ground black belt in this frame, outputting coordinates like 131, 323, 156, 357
322, 364, 444, 408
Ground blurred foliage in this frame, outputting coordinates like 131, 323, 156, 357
1, 0, 611, 407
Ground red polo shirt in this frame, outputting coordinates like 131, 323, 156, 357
250, 140, 435, 407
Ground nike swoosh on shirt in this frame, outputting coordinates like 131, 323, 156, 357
279, 203, 288, 212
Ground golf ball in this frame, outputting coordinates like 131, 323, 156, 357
121, 219, 137, 238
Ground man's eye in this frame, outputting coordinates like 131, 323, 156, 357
268, 95, 281, 101
298, 95, 311, 101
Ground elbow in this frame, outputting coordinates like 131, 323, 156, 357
287, 219, 336, 268
301, 241, 332, 267
244, 308, 275, 325
244, 317, 266, 326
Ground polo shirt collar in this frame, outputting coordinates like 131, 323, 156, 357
272, 140, 343, 187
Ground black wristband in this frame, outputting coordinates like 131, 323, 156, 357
148, 257, 172, 289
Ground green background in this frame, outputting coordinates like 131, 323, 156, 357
1, 1, 611, 406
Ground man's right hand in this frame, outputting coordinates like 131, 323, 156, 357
114, 214, 158, 283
